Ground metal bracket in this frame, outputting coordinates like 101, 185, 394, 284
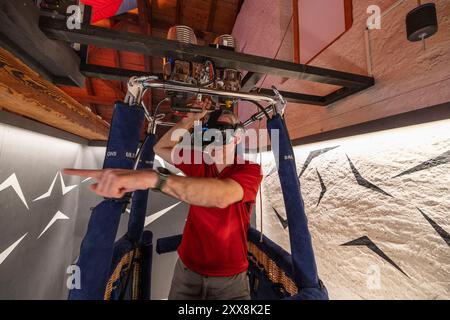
271, 86, 287, 116
124, 76, 288, 128
124, 76, 158, 106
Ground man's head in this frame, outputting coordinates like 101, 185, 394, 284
203, 110, 244, 164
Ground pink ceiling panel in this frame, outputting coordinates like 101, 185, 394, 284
298, 0, 349, 64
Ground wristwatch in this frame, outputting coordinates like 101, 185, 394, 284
153, 167, 171, 192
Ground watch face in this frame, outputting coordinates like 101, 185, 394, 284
157, 167, 171, 176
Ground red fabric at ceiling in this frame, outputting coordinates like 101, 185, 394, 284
81, 0, 123, 23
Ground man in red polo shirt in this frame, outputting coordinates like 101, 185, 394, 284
156, 101, 262, 300
64, 98, 262, 300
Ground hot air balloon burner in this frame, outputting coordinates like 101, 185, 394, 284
163, 27, 243, 111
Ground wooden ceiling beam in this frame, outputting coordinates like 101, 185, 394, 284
137, 0, 153, 110
176, 0, 183, 25
234, 0, 245, 22
292, 0, 300, 64
110, 12, 140, 26
81, 36, 99, 115
0, 47, 109, 140
80, 64, 151, 81
69, 94, 118, 106
41, 18, 374, 89
84, 78, 98, 114
98, 79, 125, 100
137, 0, 152, 34
137, 0, 153, 72
207, 0, 217, 32
112, 50, 127, 94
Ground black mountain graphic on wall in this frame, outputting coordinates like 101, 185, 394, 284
298, 146, 339, 178
273, 207, 288, 229
346, 155, 393, 197
316, 169, 327, 207
266, 165, 278, 177
418, 208, 450, 247
342, 236, 409, 278
393, 150, 450, 178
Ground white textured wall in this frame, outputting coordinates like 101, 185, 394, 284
0, 118, 102, 299
0, 113, 189, 299
256, 119, 450, 299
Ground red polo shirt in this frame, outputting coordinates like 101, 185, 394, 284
174, 151, 262, 277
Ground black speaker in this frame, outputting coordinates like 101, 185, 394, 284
406, 3, 438, 42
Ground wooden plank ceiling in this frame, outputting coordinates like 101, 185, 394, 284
59, 0, 243, 133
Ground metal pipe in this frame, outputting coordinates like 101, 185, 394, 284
243, 106, 274, 127
158, 121, 176, 127
142, 80, 277, 105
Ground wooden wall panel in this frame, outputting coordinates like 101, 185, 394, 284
233, 0, 450, 140
0, 48, 109, 140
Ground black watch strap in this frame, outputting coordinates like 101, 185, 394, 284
154, 167, 171, 192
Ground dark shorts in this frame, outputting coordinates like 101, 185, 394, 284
168, 259, 251, 300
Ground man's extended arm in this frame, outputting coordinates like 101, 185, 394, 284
64, 98, 249, 208
63, 168, 244, 208
161, 175, 244, 208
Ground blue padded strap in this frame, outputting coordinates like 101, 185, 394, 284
102, 103, 144, 169
266, 114, 321, 290
126, 134, 157, 243
69, 102, 144, 300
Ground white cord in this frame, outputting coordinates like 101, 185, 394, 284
257, 119, 264, 243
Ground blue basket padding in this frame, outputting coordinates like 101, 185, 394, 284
105, 134, 156, 300
248, 259, 291, 300
248, 227, 328, 300
139, 230, 153, 299
267, 114, 327, 298
104, 230, 153, 300
247, 227, 294, 280
69, 102, 144, 300
107, 133, 156, 300
156, 234, 183, 254
106, 236, 135, 300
